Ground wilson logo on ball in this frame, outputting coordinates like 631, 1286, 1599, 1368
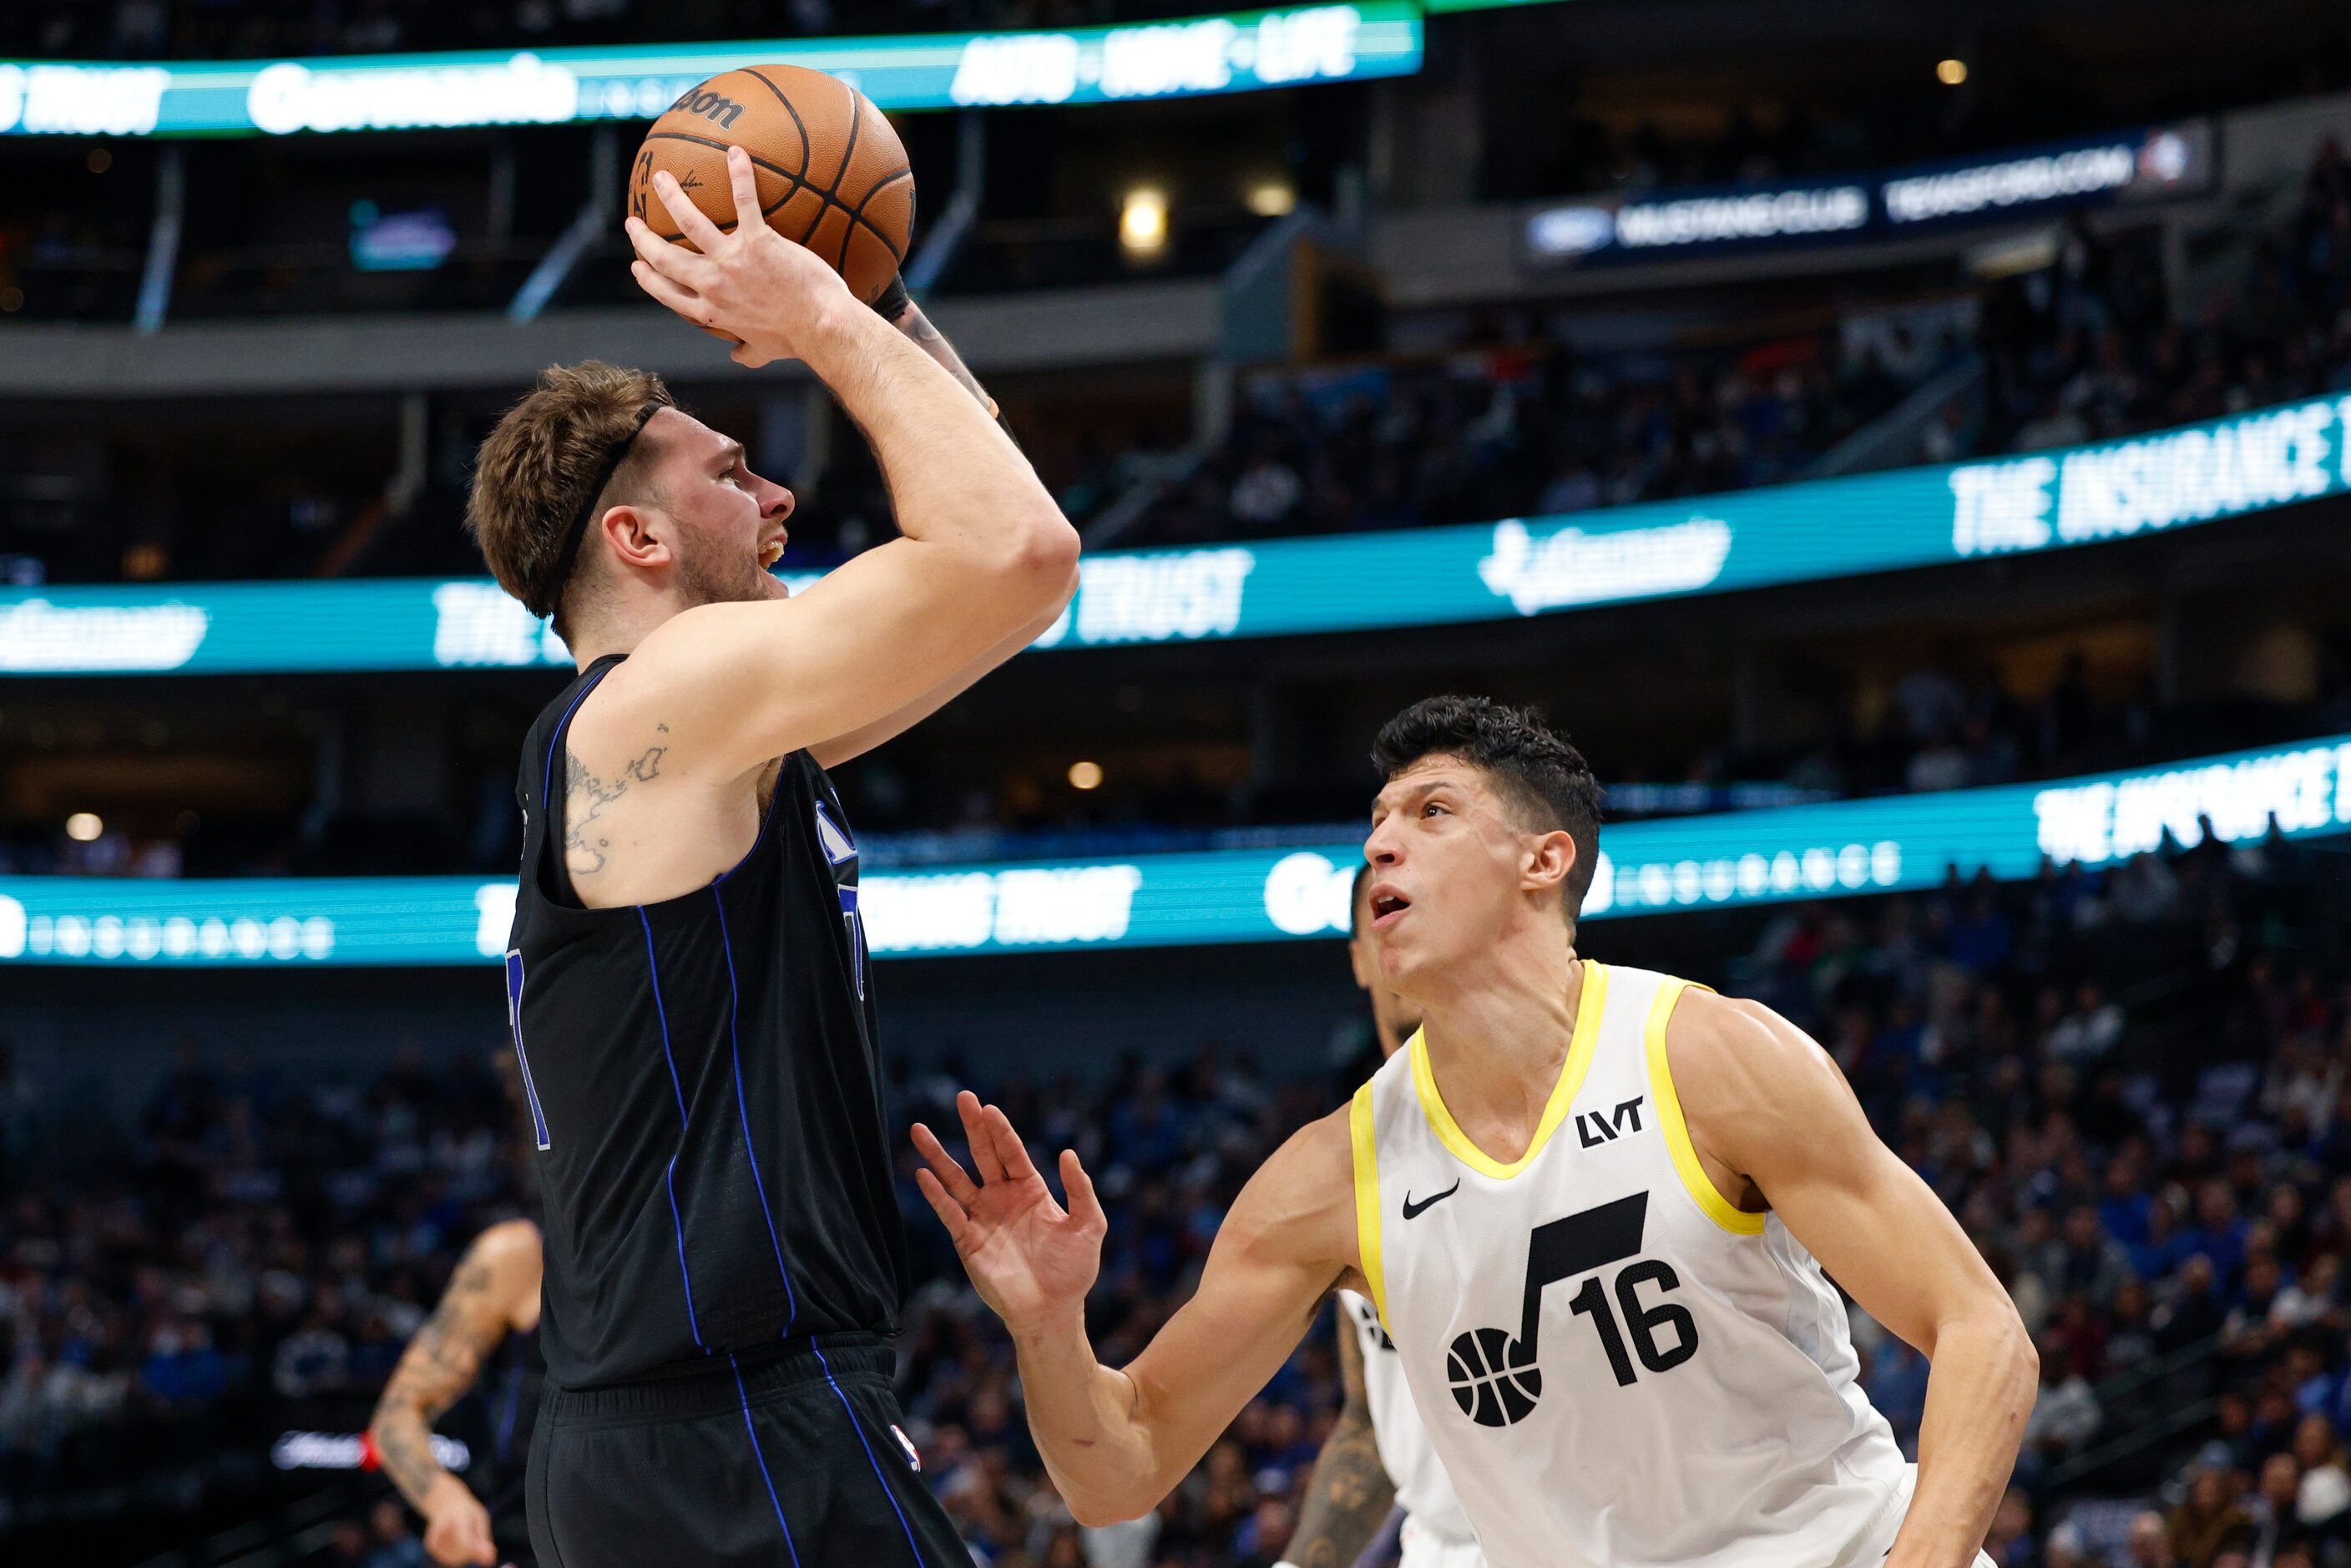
669, 88, 746, 130
630, 63, 917, 306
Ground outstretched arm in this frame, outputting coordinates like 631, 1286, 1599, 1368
1675, 994, 2035, 1568
913, 1092, 1358, 1527
1283, 1308, 1398, 1568
370, 1220, 542, 1568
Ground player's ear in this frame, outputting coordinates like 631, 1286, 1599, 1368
599, 503, 670, 570
1521, 829, 1577, 903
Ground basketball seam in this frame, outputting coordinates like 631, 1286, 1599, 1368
842, 168, 915, 268
638, 131, 809, 225
739, 68, 813, 180
638, 122, 908, 288
801, 79, 862, 249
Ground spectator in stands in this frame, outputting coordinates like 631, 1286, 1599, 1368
2130, 1509, 2183, 1568
2171, 1466, 2254, 1568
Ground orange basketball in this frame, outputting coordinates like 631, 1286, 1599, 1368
628, 65, 915, 307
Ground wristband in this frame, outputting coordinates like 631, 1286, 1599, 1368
870, 271, 911, 321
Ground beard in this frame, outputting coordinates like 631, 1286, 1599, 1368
673, 529, 791, 610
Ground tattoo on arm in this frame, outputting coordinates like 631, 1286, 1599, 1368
370, 1258, 506, 1510
562, 726, 667, 878
1287, 1311, 1397, 1568
894, 303, 992, 411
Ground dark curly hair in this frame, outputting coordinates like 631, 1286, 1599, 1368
1371, 695, 1604, 929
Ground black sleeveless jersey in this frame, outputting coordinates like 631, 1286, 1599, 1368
505, 654, 907, 1389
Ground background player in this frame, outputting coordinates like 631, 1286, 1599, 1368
1282, 867, 1482, 1568
371, 1220, 545, 1568
912, 695, 2036, 1568
470, 148, 1077, 1568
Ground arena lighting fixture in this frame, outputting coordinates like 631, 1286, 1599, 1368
1246, 179, 1297, 217
65, 812, 103, 842
1120, 187, 1169, 254
1937, 58, 1969, 86
1069, 761, 1105, 791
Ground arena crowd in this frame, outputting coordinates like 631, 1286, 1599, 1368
4, 821, 2349, 1565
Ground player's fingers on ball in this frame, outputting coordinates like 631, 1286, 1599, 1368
652, 169, 726, 253
725, 145, 763, 234
624, 217, 714, 288
629, 260, 702, 314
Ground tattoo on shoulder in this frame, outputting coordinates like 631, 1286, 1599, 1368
564, 736, 667, 877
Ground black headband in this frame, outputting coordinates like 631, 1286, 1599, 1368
535, 401, 660, 620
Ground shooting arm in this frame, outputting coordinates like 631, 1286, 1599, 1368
881, 289, 994, 417
1017, 1115, 1358, 1527
1284, 1308, 1398, 1568
1678, 995, 2035, 1568
800, 296, 1045, 768
616, 159, 1077, 778
369, 1221, 539, 1512
810, 594, 1061, 770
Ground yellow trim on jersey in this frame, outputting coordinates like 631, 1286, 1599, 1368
1348, 1081, 1391, 1335
1644, 978, 1767, 1236
1408, 959, 1610, 1181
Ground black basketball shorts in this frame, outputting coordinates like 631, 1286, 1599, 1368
526, 1334, 968, 1568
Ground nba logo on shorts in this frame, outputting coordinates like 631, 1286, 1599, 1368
890, 1424, 922, 1471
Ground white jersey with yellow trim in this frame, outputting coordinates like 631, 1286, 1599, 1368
1348, 960, 1922, 1568
1336, 1288, 1481, 1558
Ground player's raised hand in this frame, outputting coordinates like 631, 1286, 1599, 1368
624, 144, 857, 369
913, 1090, 1106, 1336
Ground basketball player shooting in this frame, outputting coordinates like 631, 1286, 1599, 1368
468, 142, 1077, 1568
914, 697, 2036, 1568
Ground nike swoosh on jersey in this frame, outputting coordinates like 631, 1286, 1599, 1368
1401, 1180, 1461, 1220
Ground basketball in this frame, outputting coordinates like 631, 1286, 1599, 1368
628, 65, 915, 306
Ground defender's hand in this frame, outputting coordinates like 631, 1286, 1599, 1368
420, 1473, 497, 1566
913, 1091, 1106, 1337
625, 144, 857, 369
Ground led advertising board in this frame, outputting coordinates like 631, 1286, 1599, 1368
7, 736, 2346, 965
6, 391, 2343, 677
0, 5, 1419, 138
